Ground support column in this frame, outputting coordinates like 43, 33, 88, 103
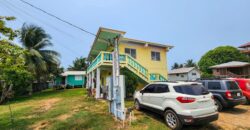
91, 71, 95, 96
96, 68, 101, 99
87, 73, 90, 88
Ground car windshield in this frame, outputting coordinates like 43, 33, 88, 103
174, 84, 209, 95
226, 81, 240, 90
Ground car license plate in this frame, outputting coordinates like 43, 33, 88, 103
237, 93, 241, 96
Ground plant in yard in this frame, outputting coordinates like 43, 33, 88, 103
20, 23, 60, 90
198, 46, 248, 77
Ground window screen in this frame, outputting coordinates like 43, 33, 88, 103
151, 51, 160, 61
125, 48, 136, 59
75, 75, 82, 81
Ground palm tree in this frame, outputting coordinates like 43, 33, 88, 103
184, 59, 197, 68
20, 24, 60, 87
68, 57, 87, 71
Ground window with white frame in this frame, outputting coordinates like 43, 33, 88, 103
75, 75, 82, 81
151, 51, 160, 61
125, 48, 136, 59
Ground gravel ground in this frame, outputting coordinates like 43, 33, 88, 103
182, 105, 250, 130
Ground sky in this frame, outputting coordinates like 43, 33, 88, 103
1, 0, 250, 70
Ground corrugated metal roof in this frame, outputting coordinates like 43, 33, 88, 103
210, 61, 250, 69
168, 67, 195, 74
61, 71, 86, 76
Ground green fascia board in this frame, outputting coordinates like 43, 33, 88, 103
88, 28, 126, 61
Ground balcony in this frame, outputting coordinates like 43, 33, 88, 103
87, 51, 167, 82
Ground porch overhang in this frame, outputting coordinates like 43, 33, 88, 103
87, 27, 126, 61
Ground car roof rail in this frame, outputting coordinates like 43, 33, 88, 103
153, 80, 178, 83
196, 77, 226, 80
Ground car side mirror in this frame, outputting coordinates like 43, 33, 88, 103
140, 90, 144, 94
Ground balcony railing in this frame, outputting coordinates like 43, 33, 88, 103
150, 73, 167, 81
87, 51, 166, 82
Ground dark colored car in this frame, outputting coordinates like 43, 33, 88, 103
199, 79, 246, 111
229, 78, 250, 104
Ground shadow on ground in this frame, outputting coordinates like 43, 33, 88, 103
139, 109, 222, 130
221, 107, 248, 114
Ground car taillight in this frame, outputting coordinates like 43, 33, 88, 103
225, 90, 232, 99
176, 96, 196, 103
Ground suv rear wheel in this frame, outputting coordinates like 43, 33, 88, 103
164, 110, 182, 130
214, 99, 223, 111
134, 100, 141, 110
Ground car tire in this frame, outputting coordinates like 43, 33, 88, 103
164, 110, 182, 130
214, 99, 223, 111
134, 100, 141, 111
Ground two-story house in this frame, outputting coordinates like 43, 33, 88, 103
86, 27, 173, 98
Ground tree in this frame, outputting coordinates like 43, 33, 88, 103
68, 57, 87, 71
198, 46, 248, 75
0, 41, 33, 104
20, 24, 60, 87
0, 16, 17, 40
171, 62, 184, 70
184, 59, 197, 68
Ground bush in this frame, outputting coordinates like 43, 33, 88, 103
121, 69, 139, 98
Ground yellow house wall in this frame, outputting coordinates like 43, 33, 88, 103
119, 42, 168, 78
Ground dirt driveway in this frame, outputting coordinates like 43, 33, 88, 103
182, 105, 250, 130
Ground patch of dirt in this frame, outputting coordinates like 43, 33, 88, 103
57, 114, 72, 121
212, 105, 250, 130
41, 98, 61, 111
30, 120, 49, 130
35, 98, 61, 113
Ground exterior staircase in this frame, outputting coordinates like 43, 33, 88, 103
87, 51, 167, 83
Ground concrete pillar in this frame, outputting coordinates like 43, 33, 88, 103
96, 68, 101, 99
91, 71, 95, 95
86, 74, 88, 88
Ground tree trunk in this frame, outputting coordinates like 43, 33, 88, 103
0, 83, 13, 105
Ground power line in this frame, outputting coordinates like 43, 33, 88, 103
18, 0, 97, 37
3, 0, 86, 56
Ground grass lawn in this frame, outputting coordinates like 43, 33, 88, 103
0, 88, 169, 130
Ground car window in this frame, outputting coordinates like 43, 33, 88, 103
155, 84, 169, 93
143, 85, 156, 93
174, 84, 209, 95
226, 81, 240, 90
208, 82, 222, 90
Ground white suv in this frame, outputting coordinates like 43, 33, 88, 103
134, 82, 218, 130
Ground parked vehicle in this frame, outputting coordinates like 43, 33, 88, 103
199, 79, 246, 111
134, 82, 218, 130
229, 78, 250, 104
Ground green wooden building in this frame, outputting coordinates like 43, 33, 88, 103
54, 71, 86, 88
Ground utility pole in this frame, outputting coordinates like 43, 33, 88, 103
109, 35, 125, 120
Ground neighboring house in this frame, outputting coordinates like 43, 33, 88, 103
168, 67, 201, 81
210, 61, 250, 78
54, 71, 86, 88
86, 27, 173, 98
239, 42, 250, 57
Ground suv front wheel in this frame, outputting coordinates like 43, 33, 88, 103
164, 110, 182, 130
